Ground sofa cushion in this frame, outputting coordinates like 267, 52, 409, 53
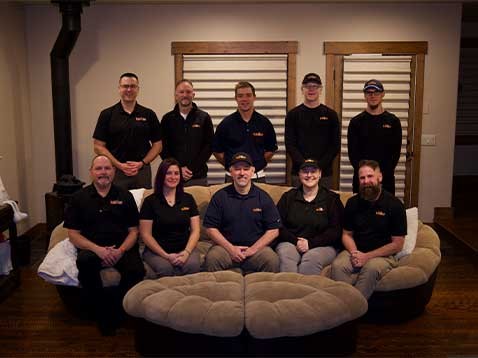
244, 272, 368, 339
123, 271, 245, 337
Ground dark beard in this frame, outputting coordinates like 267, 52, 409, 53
359, 183, 381, 201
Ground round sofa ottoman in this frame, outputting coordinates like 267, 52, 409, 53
244, 272, 368, 356
123, 271, 368, 356
123, 271, 246, 356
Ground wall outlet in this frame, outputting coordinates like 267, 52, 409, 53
422, 134, 436, 146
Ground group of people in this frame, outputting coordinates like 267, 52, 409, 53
63, 71, 406, 335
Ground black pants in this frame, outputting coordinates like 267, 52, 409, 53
76, 246, 145, 322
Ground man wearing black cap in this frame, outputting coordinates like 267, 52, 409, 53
347, 79, 402, 195
285, 73, 340, 189
203, 152, 281, 273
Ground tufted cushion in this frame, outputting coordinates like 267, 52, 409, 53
244, 272, 368, 339
123, 271, 245, 337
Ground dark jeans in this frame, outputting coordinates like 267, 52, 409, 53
76, 246, 145, 323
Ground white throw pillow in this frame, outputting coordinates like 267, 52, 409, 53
129, 188, 146, 211
395, 207, 419, 260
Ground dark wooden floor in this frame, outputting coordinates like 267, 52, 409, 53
0, 228, 477, 358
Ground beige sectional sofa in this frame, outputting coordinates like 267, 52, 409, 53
47, 183, 441, 322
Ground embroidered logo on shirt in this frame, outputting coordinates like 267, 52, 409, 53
319, 116, 329, 121
181, 207, 190, 211
135, 117, 147, 122
252, 132, 264, 137
383, 124, 392, 129
110, 200, 123, 205
315, 207, 324, 212
192, 124, 201, 128
376, 210, 386, 216
252, 208, 262, 212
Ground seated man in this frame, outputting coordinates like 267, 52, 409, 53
64, 155, 145, 335
331, 159, 406, 299
204, 152, 281, 273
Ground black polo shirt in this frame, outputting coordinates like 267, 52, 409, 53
284, 104, 340, 176
277, 187, 344, 249
64, 184, 139, 247
203, 184, 281, 247
160, 103, 214, 179
343, 191, 407, 253
93, 101, 162, 163
139, 192, 199, 253
212, 110, 278, 171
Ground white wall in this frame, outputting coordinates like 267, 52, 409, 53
21, 2, 461, 223
0, 4, 32, 234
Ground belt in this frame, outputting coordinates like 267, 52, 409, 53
225, 169, 265, 178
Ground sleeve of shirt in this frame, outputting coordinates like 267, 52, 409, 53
284, 110, 305, 168
123, 191, 140, 228
211, 120, 225, 153
317, 109, 341, 172
264, 118, 278, 152
203, 193, 223, 228
148, 110, 162, 143
390, 199, 407, 237
187, 194, 199, 217
63, 193, 83, 230
347, 117, 360, 170
92, 108, 111, 142
261, 192, 282, 230
276, 191, 298, 245
390, 114, 403, 170
189, 113, 214, 173
159, 116, 171, 160
343, 197, 356, 232
139, 195, 155, 220
308, 194, 344, 249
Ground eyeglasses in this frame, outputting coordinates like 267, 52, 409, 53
303, 84, 321, 90
365, 91, 381, 97
120, 84, 139, 90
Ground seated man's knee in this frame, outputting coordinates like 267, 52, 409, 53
205, 245, 231, 271
254, 247, 280, 273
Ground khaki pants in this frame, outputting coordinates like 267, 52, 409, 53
205, 245, 279, 274
331, 250, 398, 299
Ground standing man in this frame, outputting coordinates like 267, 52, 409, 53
93, 72, 162, 189
331, 160, 406, 299
204, 152, 281, 273
285, 73, 340, 189
212, 81, 278, 183
160, 79, 214, 186
64, 155, 145, 335
347, 79, 402, 195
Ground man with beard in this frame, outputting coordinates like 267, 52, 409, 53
347, 79, 402, 195
203, 152, 281, 273
331, 160, 406, 299
64, 155, 145, 335
160, 79, 214, 186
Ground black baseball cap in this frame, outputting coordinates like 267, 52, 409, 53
302, 73, 322, 86
300, 159, 320, 171
363, 79, 384, 92
230, 152, 253, 167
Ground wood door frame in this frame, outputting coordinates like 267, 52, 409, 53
171, 41, 298, 184
324, 41, 427, 207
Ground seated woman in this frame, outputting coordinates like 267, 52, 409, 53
276, 159, 344, 274
139, 158, 201, 277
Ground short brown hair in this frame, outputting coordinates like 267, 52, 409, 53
235, 81, 256, 97
358, 159, 381, 172
175, 79, 193, 89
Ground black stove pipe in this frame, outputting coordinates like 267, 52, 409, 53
50, 0, 89, 181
